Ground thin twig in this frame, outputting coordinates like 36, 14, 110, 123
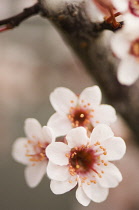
0, 2, 41, 31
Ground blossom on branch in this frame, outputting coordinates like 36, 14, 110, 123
47, 86, 116, 137
111, 27, 139, 85
12, 118, 55, 187
46, 125, 126, 206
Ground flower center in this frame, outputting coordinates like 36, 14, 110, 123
69, 145, 96, 175
129, 0, 139, 16
25, 140, 48, 163
68, 106, 93, 128
67, 142, 108, 185
130, 39, 139, 57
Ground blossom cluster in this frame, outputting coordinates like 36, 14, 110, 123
12, 86, 126, 206
41, 0, 139, 85
89, 0, 139, 85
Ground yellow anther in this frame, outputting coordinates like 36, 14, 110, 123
76, 165, 80, 169
80, 114, 84, 118
98, 174, 102, 178
91, 180, 96, 184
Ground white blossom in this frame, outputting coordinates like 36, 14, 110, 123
12, 118, 55, 188
112, 0, 139, 27
46, 125, 126, 206
112, 0, 139, 16
111, 27, 139, 85
47, 86, 116, 137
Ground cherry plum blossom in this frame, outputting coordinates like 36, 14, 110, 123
12, 118, 55, 187
47, 86, 116, 137
111, 27, 139, 85
46, 125, 126, 206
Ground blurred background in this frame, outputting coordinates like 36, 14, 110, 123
0, 0, 139, 210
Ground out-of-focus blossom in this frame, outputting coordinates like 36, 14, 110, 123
46, 125, 126, 206
92, 0, 115, 16
112, 0, 139, 27
47, 86, 116, 137
111, 27, 139, 85
89, 0, 122, 27
112, 0, 139, 16
12, 118, 55, 187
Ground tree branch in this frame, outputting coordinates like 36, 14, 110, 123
0, 2, 41, 31
39, 2, 139, 143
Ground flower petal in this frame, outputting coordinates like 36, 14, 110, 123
97, 162, 122, 188
101, 137, 126, 161
24, 161, 47, 188
112, 0, 128, 12
46, 142, 70, 165
92, 105, 116, 126
118, 56, 139, 85
47, 113, 72, 137
111, 31, 130, 59
12, 138, 30, 165
42, 126, 55, 143
24, 118, 42, 141
76, 186, 91, 206
50, 87, 78, 114
83, 182, 109, 203
90, 124, 114, 144
79, 86, 102, 108
50, 179, 77, 194
66, 127, 89, 148
47, 161, 69, 181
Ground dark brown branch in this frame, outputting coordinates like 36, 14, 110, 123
0, 2, 41, 31
0, 1, 121, 33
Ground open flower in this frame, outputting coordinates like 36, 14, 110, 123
111, 26, 139, 85
46, 125, 126, 206
12, 118, 55, 188
47, 86, 116, 137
